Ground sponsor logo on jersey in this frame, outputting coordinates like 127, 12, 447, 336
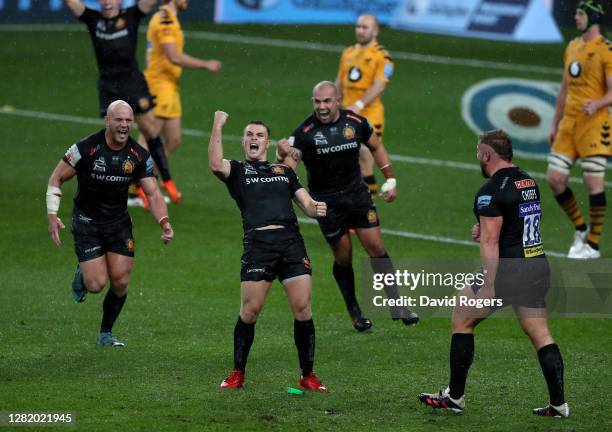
246, 268, 265, 273
569, 60, 581, 78
245, 176, 289, 185
93, 157, 106, 173
477, 195, 492, 209
316, 141, 359, 155
244, 162, 257, 175
514, 178, 536, 189
521, 189, 538, 200
314, 131, 328, 146
524, 245, 545, 257
91, 174, 131, 182
65, 143, 82, 167
78, 214, 92, 224
348, 66, 362, 82
367, 209, 378, 224
343, 125, 356, 140
122, 159, 134, 174
519, 201, 541, 217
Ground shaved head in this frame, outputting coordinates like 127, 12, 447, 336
312, 81, 339, 97
358, 14, 379, 30
106, 100, 133, 118
355, 14, 379, 45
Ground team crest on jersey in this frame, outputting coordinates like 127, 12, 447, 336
462, 78, 558, 159
115, 18, 126, 29
302, 257, 311, 270
271, 166, 284, 175
343, 125, 356, 140
367, 209, 378, 224
348, 66, 362, 82
122, 159, 134, 174
138, 98, 150, 110
126, 238, 134, 253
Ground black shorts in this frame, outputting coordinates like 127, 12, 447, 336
71, 207, 135, 262
240, 227, 312, 283
312, 182, 379, 244
98, 70, 155, 117
494, 258, 550, 308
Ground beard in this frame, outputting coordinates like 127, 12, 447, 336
480, 162, 490, 179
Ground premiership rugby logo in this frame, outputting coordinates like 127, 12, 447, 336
462, 78, 558, 159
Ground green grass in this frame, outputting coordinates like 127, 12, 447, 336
0, 22, 610, 431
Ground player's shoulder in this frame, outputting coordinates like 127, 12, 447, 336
127, 138, 151, 161
371, 42, 392, 59
596, 36, 612, 54
296, 114, 317, 134
78, 129, 105, 149
342, 109, 368, 125
157, 5, 177, 25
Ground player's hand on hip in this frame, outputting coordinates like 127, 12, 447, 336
315, 201, 327, 218
47, 214, 65, 246
161, 222, 174, 244
582, 100, 598, 116
380, 178, 397, 202
214, 111, 228, 127
471, 223, 481, 242
205, 60, 222, 73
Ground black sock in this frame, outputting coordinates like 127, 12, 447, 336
146, 136, 171, 181
332, 262, 359, 313
100, 289, 127, 333
370, 252, 403, 318
294, 318, 315, 376
234, 317, 255, 372
537, 343, 565, 406
449, 333, 474, 399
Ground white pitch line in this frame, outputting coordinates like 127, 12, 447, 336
0, 105, 590, 256
0, 24, 561, 76
3, 106, 610, 188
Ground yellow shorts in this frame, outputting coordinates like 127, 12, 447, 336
552, 113, 612, 160
361, 105, 385, 138
149, 81, 181, 119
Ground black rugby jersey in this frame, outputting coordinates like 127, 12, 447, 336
290, 109, 373, 194
223, 160, 303, 233
474, 167, 545, 259
63, 130, 154, 222
79, 6, 145, 78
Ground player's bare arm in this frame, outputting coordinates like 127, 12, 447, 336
549, 74, 568, 144
208, 111, 232, 180
161, 43, 222, 72
365, 132, 396, 201
137, 0, 158, 15
46, 160, 77, 246
479, 216, 502, 294
471, 223, 481, 242
334, 77, 343, 102
140, 176, 174, 244
64, 0, 85, 17
583, 74, 612, 115
276, 138, 301, 170
293, 188, 327, 218
347, 79, 387, 113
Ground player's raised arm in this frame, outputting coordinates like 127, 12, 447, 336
208, 111, 232, 180
365, 132, 396, 202
64, 0, 85, 17
46, 160, 77, 246
293, 188, 326, 219
137, 0, 159, 15
276, 138, 301, 170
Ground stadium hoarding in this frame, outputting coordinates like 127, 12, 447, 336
361, 258, 612, 318
390, 0, 562, 43
214, 0, 400, 24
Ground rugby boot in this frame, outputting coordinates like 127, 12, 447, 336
348, 305, 372, 332
391, 307, 419, 326
137, 187, 149, 211
418, 387, 464, 413
71, 264, 87, 303
96, 332, 125, 347
299, 372, 327, 392
567, 229, 588, 258
532, 403, 570, 418
220, 369, 244, 389
162, 179, 182, 204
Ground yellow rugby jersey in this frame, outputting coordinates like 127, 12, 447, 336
563, 35, 612, 118
337, 42, 394, 108
145, 5, 184, 84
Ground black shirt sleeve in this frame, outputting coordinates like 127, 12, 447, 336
62, 140, 87, 171
290, 125, 307, 153
130, 4, 147, 21
286, 167, 303, 195
222, 160, 240, 184
78, 7, 98, 25
476, 184, 503, 218
360, 117, 374, 144
134, 153, 155, 181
